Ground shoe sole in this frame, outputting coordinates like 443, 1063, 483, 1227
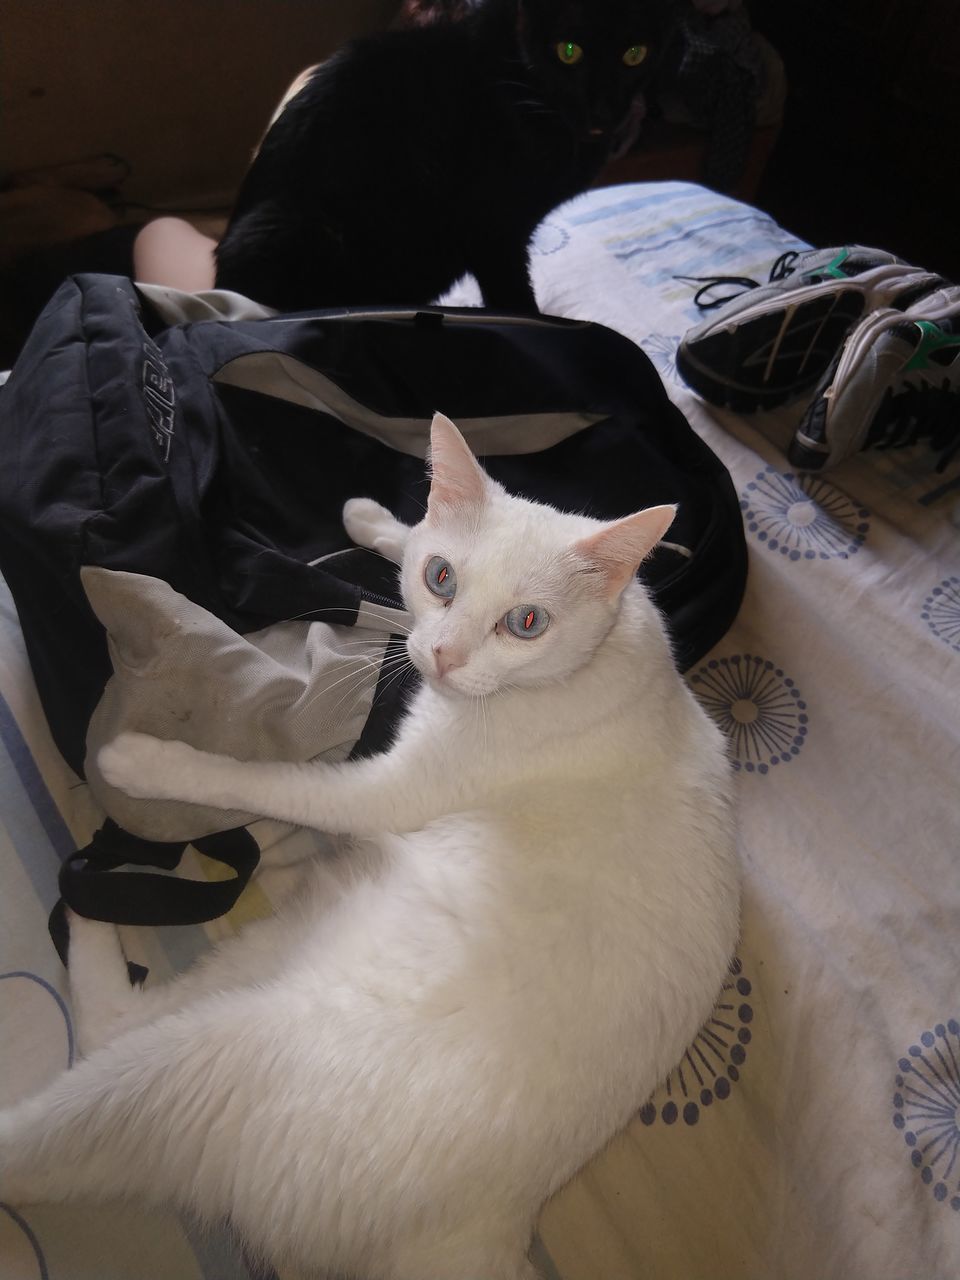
787, 413, 833, 471
677, 289, 868, 412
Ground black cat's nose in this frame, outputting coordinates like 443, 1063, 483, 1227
588, 100, 624, 138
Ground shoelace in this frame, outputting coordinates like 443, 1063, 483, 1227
868, 380, 960, 472
675, 250, 801, 310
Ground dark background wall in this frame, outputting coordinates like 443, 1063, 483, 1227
750, 0, 960, 281
2, 0, 957, 373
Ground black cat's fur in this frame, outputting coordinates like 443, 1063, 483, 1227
214, 0, 668, 312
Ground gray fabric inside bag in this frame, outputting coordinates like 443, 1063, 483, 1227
82, 567, 409, 842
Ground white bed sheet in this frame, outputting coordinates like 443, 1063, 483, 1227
2, 181, 959, 1280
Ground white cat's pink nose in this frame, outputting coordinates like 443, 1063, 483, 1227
432, 643, 465, 678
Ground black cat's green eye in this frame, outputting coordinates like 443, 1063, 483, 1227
556, 41, 584, 65
623, 44, 648, 66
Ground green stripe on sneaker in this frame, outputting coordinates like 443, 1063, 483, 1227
904, 320, 960, 373
808, 249, 853, 281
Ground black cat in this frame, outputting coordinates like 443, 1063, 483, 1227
214, 0, 668, 312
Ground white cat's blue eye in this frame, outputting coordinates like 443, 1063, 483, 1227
503, 605, 549, 638
424, 556, 457, 599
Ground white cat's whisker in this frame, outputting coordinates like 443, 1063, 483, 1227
267, 605, 413, 636
372, 657, 417, 708
321, 652, 415, 721
371, 654, 416, 686
305, 657, 387, 711
472, 692, 490, 757
330, 639, 409, 654
325, 673, 391, 727
353, 614, 413, 636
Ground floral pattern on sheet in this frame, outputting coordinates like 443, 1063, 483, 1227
639, 959, 753, 1126
640, 333, 684, 385
921, 577, 960, 652
688, 655, 809, 774
740, 468, 870, 560
892, 1020, 960, 1211
530, 220, 571, 256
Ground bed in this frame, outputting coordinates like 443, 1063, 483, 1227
1, 180, 958, 1280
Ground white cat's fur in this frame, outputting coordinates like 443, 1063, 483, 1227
0, 414, 739, 1279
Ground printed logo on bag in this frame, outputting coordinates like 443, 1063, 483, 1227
142, 340, 175, 462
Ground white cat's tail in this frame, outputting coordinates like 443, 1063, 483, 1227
0, 989, 277, 1216
0, 994, 544, 1280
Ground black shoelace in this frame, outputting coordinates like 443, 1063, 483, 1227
675, 251, 802, 310
868, 380, 960, 472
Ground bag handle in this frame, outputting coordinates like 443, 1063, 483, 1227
49, 820, 260, 967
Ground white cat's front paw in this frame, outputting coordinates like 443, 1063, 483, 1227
98, 732, 199, 802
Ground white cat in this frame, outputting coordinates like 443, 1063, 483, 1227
0, 413, 739, 1279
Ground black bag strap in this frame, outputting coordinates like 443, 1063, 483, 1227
49, 821, 261, 966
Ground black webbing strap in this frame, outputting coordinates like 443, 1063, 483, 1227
48, 820, 261, 968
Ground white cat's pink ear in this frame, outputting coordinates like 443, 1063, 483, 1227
574, 504, 678, 598
426, 412, 489, 520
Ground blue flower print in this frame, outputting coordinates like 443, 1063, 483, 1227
642, 333, 684, 384
688, 654, 809, 774
741, 468, 870, 560
530, 220, 570, 256
892, 1020, 960, 1211
921, 577, 960, 652
639, 959, 753, 1126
